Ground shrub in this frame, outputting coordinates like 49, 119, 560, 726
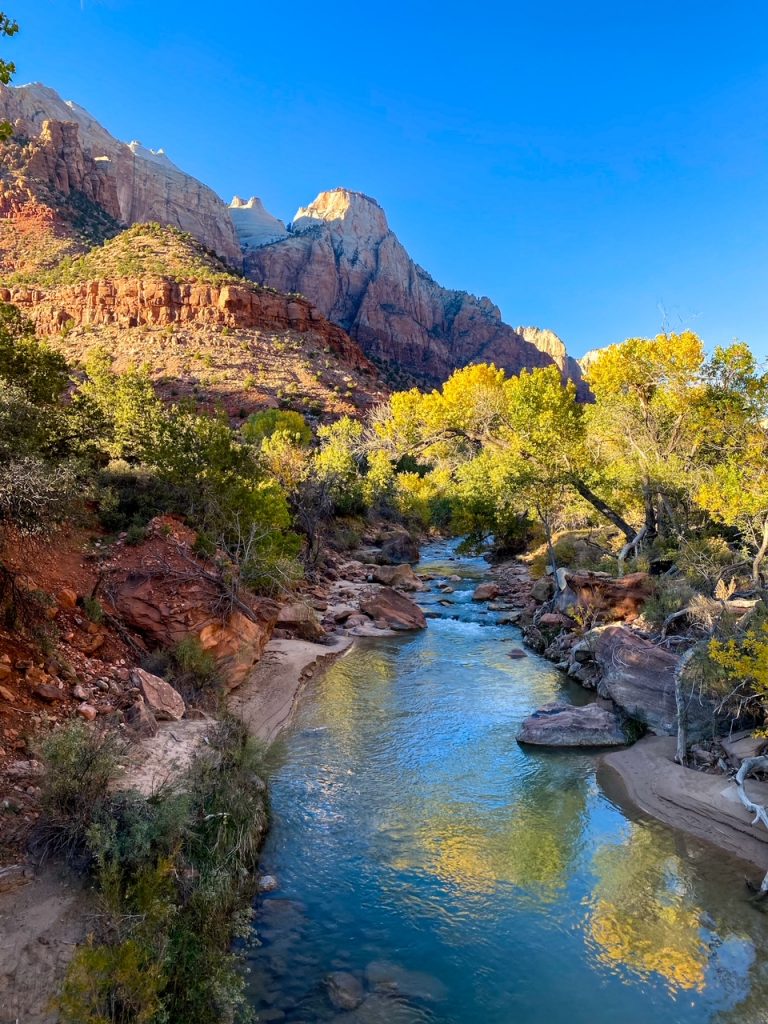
56, 719, 270, 1024
83, 595, 104, 624
641, 578, 694, 628
125, 523, 147, 546
33, 721, 123, 861
676, 536, 736, 591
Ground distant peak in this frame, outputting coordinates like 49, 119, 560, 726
292, 188, 389, 243
229, 195, 287, 248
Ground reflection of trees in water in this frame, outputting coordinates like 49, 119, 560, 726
587, 827, 709, 992
403, 776, 589, 897
316, 645, 399, 753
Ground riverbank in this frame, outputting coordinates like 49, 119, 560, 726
599, 735, 768, 872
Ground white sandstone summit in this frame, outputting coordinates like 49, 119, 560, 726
229, 196, 288, 248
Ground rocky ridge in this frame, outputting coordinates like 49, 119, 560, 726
0, 83, 241, 265
240, 188, 587, 389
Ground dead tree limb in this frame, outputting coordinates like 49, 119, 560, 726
735, 756, 768, 895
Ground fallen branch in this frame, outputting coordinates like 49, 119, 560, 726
734, 755, 768, 896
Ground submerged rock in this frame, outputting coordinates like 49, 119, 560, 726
517, 700, 628, 747
326, 971, 365, 1010
364, 960, 447, 1001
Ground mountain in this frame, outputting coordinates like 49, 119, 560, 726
237, 188, 585, 390
0, 83, 240, 266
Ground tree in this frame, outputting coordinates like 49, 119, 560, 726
0, 12, 18, 139
584, 332, 706, 545
369, 363, 633, 560
693, 345, 768, 582
241, 408, 312, 447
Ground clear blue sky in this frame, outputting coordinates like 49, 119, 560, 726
8, 0, 768, 358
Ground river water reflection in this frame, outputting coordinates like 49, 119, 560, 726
245, 541, 768, 1023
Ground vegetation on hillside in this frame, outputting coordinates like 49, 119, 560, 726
6, 223, 248, 288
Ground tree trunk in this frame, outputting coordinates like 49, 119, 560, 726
752, 517, 768, 583
642, 484, 658, 544
673, 646, 698, 766
617, 525, 647, 578
571, 480, 636, 543
735, 756, 768, 894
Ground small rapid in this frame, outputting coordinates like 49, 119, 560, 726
243, 540, 768, 1024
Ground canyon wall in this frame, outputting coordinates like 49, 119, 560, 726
0, 83, 240, 265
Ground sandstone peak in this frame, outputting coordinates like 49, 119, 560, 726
515, 325, 568, 361
292, 188, 389, 246
0, 82, 241, 265
229, 196, 288, 248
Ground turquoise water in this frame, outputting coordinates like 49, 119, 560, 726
244, 541, 768, 1023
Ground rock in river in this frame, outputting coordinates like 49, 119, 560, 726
359, 588, 426, 631
326, 971, 365, 1010
516, 700, 628, 747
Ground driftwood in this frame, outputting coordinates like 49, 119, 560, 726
734, 756, 768, 895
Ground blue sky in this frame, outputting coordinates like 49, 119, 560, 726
8, 0, 768, 358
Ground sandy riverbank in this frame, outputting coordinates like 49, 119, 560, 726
230, 635, 353, 744
599, 735, 768, 873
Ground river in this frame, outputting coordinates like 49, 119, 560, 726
243, 540, 768, 1023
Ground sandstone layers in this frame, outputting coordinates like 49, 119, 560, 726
0, 83, 240, 264
2, 277, 375, 372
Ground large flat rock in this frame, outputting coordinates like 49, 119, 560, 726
517, 700, 628, 747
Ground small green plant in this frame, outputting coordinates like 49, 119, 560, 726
641, 577, 694, 628
83, 594, 104, 624
171, 635, 218, 687
125, 523, 146, 546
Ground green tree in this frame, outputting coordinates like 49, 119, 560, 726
0, 12, 19, 140
242, 408, 312, 446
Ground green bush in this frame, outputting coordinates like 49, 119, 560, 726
33, 721, 123, 861
83, 595, 104, 624
641, 577, 695, 628
242, 407, 312, 446
56, 719, 270, 1024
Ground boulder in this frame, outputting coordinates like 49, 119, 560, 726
125, 698, 159, 738
555, 571, 653, 623
376, 530, 420, 566
517, 700, 628, 747
591, 625, 723, 739
276, 602, 324, 641
131, 668, 185, 721
530, 578, 554, 603
472, 583, 500, 602
32, 683, 65, 703
365, 563, 424, 591
359, 588, 426, 631
326, 971, 365, 1011
110, 519, 279, 690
